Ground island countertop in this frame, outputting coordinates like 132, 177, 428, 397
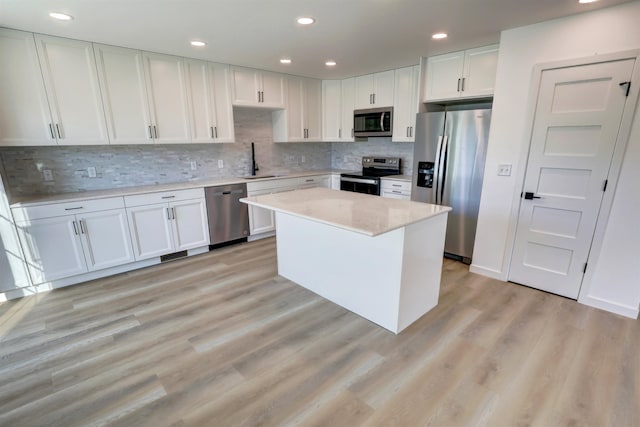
240, 187, 451, 237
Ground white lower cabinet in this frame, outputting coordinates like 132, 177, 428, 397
381, 179, 412, 200
247, 188, 278, 235
125, 189, 209, 261
13, 198, 134, 284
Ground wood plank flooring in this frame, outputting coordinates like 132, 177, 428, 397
1, 237, 638, 426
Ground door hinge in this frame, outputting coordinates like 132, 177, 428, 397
619, 81, 631, 97
583, 263, 588, 274
603, 179, 608, 192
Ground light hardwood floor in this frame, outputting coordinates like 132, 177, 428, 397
1, 237, 638, 426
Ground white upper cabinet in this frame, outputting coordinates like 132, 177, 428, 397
143, 52, 192, 143
185, 59, 235, 143
230, 66, 285, 108
94, 44, 154, 145
0, 29, 55, 146
355, 70, 395, 109
424, 44, 499, 101
274, 76, 321, 142
322, 78, 355, 142
392, 65, 419, 142
34, 34, 109, 145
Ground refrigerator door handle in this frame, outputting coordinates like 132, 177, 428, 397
433, 135, 444, 204
439, 135, 449, 204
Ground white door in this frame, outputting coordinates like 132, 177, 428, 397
169, 198, 210, 251
305, 78, 322, 140
209, 62, 235, 142
322, 80, 342, 141
462, 45, 499, 98
185, 59, 217, 143
392, 65, 419, 142
510, 58, 635, 299
261, 71, 285, 108
341, 78, 355, 141
0, 28, 55, 146
79, 209, 135, 271
372, 70, 395, 107
127, 203, 174, 260
94, 44, 153, 144
286, 76, 305, 141
355, 74, 374, 109
143, 52, 191, 143
424, 51, 465, 101
16, 216, 87, 284
34, 34, 109, 145
230, 66, 260, 106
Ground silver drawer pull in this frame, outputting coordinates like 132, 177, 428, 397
161, 196, 176, 199
65, 207, 84, 211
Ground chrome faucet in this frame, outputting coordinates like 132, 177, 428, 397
251, 142, 259, 176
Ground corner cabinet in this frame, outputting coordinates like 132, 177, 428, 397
12, 198, 135, 284
392, 65, 420, 142
274, 76, 321, 142
424, 44, 499, 101
230, 66, 285, 109
355, 70, 395, 109
185, 60, 235, 143
124, 188, 209, 261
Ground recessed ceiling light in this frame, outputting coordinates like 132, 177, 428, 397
190, 40, 206, 47
280, 58, 292, 64
49, 12, 73, 21
578, 0, 598, 3
432, 33, 448, 40
297, 17, 315, 25
325, 60, 337, 67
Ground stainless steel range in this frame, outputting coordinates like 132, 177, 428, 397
340, 156, 402, 195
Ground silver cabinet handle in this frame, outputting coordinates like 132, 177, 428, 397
64, 207, 84, 211
351, 128, 354, 137
214, 126, 218, 138
56, 124, 62, 139
161, 195, 175, 199
171, 207, 176, 220
410, 126, 413, 137
153, 125, 158, 139
305, 179, 314, 182
210, 126, 214, 138
406, 127, 410, 137
457, 78, 461, 92
148, 125, 153, 139
49, 123, 55, 139
369, 94, 373, 104
72, 220, 79, 235
373, 93, 376, 104
338, 128, 341, 139
461, 77, 466, 91
167, 207, 172, 220
257, 90, 261, 102
79, 220, 86, 234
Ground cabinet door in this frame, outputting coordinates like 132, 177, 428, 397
462, 45, 499, 98
341, 78, 355, 141
381, 190, 410, 200
305, 78, 322, 140
143, 52, 191, 143
372, 70, 395, 107
355, 74, 374, 109
392, 65, 419, 142
0, 29, 55, 146
322, 80, 342, 141
209, 62, 235, 142
94, 44, 153, 145
185, 59, 217, 143
127, 203, 174, 260
261, 71, 285, 108
286, 76, 305, 142
16, 216, 87, 284
78, 209, 135, 271
424, 51, 465, 101
170, 198, 210, 251
248, 189, 276, 235
34, 35, 109, 145
230, 66, 260, 106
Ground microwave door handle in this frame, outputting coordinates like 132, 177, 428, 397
380, 112, 385, 132
433, 135, 444, 204
438, 136, 449, 204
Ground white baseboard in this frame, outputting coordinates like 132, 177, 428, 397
469, 264, 505, 281
579, 294, 639, 319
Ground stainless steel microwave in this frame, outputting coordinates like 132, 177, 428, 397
353, 107, 393, 137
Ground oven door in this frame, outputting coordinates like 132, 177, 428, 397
340, 176, 380, 195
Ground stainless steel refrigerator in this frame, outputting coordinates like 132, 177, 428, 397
411, 107, 492, 264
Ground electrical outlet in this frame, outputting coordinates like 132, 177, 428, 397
218, 159, 224, 169
190, 161, 197, 171
87, 166, 97, 178
301, 155, 306, 163
343, 156, 348, 163
43, 169, 54, 181
497, 163, 512, 176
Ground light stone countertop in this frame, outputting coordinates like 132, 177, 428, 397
10, 169, 353, 208
240, 187, 451, 237
381, 175, 412, 182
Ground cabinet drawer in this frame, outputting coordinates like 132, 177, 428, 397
381, 179, 411, 192
246, 177, 299, 193
124, 188, 204, 207
12, 197, 125, 221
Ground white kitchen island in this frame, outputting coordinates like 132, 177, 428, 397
241, 188, 451, 334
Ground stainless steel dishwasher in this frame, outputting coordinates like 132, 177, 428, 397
205, 183, 249, 246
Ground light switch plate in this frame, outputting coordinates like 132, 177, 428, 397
301, 155, 306, 163
190, 161, 197, 170
43, 169, 53, 181
87, 166, 97, 178
498, 163, 512, 176
217, 159, 224, 168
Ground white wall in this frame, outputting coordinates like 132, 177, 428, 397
472, 1, 640, 317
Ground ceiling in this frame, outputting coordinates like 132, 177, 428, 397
0, 0, 634, 79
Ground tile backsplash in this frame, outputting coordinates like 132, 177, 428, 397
0, 108, 414, 198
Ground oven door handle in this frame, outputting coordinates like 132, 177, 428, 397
340, 177, 379, 185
